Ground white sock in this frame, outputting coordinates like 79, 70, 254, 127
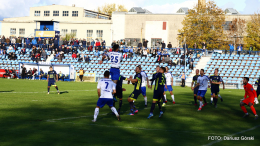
94, 108, 99, 120
171, 95, 174, 102
164, 95, 167, 101
211, 97, 213, 102
111, 107, 119, 116
200, 101, 203, 108
144, 96, 147, 105
218, 94, 222, 99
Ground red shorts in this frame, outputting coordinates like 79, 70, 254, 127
243, 97, 254, 105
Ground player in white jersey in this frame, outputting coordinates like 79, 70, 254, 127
92, 71, 121, 122
138, 65, 150, 107
99, 44, 122, 84
193, 69, 210, 111
163, 67, 175, 106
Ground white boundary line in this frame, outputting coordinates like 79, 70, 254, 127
0, 90, 95, 94
203, 125, 260, 146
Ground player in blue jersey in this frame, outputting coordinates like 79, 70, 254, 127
127, 66, 142, 115
47, 66, 59, 94
99, 44, 122, 84
255, 77, 260, 98
193, 69, 210, 111
147, 67, 166, 119
191, 69, 200, 106
209, 69, 223, 108
92, 71, 120, 122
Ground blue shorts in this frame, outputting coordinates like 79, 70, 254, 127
110, 68, 120, 80
194, 87, 199, 95
197, 90, 207, 97
141, 87, 146, 96
96, 98, 114, 108
164, 85, 173, 92
48, 80, 56, 86
129, 90, 142, 101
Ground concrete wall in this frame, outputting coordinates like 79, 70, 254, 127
111, 12, 127, 42
0, 22, 2, 35
145, 21, 168, 48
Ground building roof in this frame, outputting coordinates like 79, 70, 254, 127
176, 7, 189, 14
225, 8, 239, 15
129, 7, 146, 13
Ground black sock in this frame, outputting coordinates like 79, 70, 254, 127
129, 102, 134, 113
215, 98, 218, 105
203, 97, 207, 103
133, 103, 136, 110
157, 102, 162, 112
119, 100, 122, 110
161, 96, 166, 103
48, 88, 50, 92
55, 86, 59, 91
150, 103, 155, 114
194, 96, 197, 104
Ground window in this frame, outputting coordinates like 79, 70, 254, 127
163, 22, 167, 30
61, 29, 68, 36
63, 11, 69, 16
53, 11, 59, 16
96, 30, 103, 40
44, 11, 50, 16
34, 11, 40, 16
19, 28, 25, 35
10, 28, 16, 35
85, 12, 97, 18
71, 29, 77, 37
86, 30, 93, 41
72, 11, 78, 17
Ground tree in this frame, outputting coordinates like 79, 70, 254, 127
244, 12, 260, 51
178, 0, 226, 50
98, 3, 128, 16
61, 33, 76, 41
226, 18, 246, 47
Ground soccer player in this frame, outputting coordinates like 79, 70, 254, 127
92, 71, 120, 122
139, 65, 149, 107
147, 67, 166, 119
240, 77, 259, 120
210, 69, 225, 103
47, 66, 59, 94
151, 66, 167, 104
209, 69, 223, 108
99, 44, 122, 84
193, 69, 210, 111
163, 66, 175, 106
114, 75, 129, 114
191, 69, 200, 106
255, 77, 260, 98
127, 66, 142, 115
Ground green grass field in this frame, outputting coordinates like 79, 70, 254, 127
0, 78, 259, 146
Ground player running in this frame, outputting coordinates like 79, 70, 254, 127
255, 77, 260, 98
191, 69, 200, 106
240, 77, 259, 120
210, 68, 225, 103
92, 71, 120, 122
127, 66, 142, 115
193, 69, 210, 111
148, 67, 166, 119
114, 75, 129, 114
47, 66, 59, 94
139, 65, 149, 107
209, 69, 223, 108
163, 66, 175, 106
99, 44, 122, 84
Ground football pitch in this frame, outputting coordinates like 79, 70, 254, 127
0, 78, 259, 146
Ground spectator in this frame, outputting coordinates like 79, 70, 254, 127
201, 42, 207, 51
32, 68, 38, 80
132, 39, 138, 47
39, 69, 44, 80
6, 37, 10, 45
123, 52, 127, 59
17, 37, 22, 48
79, 53, 84, 62
21, 65, 26, 79
237, 44, 243, 56
187, 56, 194, 70
27, 68, 32, 80
58, 71, 64, 81
156, 55, 161, 63
142, 48, 148, 58
156, 41, 160, 48
180, 54, 185, 65
38, 38, 42, 48
143, 40, 148, 48
36, 56, 41, 63
11, 37, 16, 45
72, 52, 77, 59
43, 38, 47, 45
195, 50, 200, 59
3, 67, 10, 78
193, 43, 197, 49
79, 68, 84, 82
85, 56, 90, 63
183, 42, 188, 54
25, 38, 30, 45
54, 38, 59, 48
102, 40, 106, 50
151, 49, 156, 57
32, 38, 37, 46
127, 39, 131, 47
180, 72, 186, 87
0, 49, 4, 55
109, 47, 112, 52
11, 67, 16, 79
167, 42, 172, 49
94, 50, 100, 58
42, 43, 47, 49
161, 41, 166, 49
229, 44, 234, 56
249, 45, 253, 54
138, 41, 142, 48
91, 39, 95, 48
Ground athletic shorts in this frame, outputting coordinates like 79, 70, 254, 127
48, 81, 56, 86
243, 97, 254, 105
164, 85, 173, 92
194, 87, 199, 95
153, 90, 164, 102
115, 88, 123, 99
97, 98, 114, 108
141, 87, 146, 96
129, 90, 142, 101
110, 68, 120, 81
197, 90, 207, 97
211, 88, 219, 95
